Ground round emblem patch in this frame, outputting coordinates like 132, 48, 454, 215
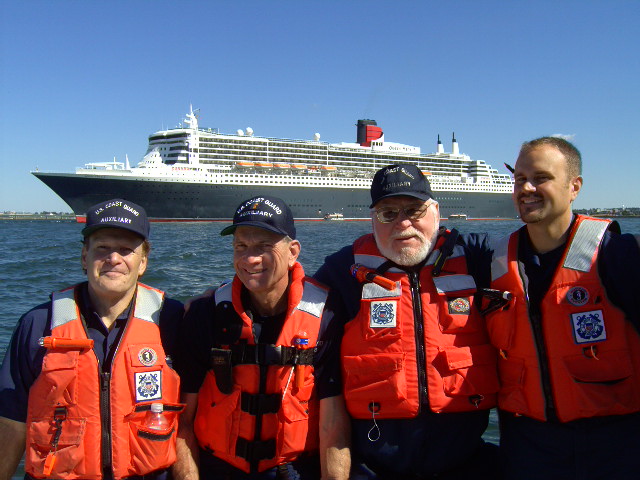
566, 287, 589, 306
449, 297, 471, 313
138, 347, 158, 366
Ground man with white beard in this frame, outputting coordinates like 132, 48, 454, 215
314, 164, 501, 479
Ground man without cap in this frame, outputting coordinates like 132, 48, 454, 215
0, 199, 184, 480
173, 196, 350, 479
485, 137, 640, 479
314, 164, 501, 479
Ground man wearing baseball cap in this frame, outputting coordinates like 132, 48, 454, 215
314, 164, 501, 478
0, 199, 184, 480
174, 195, 350, 479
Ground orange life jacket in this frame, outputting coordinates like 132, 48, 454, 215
25, 283, 183, 480
194, 262, 328, 473
487, 215, 640, 422
341, 233, 498, 419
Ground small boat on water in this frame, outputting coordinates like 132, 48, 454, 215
448, 214, 468, 220
324, 213, 344, 221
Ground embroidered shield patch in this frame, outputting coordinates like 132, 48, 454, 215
566, 286, 589, 306
135, 371, 162, 402
571, 310, 606, 344
138, 347, 158, 367
370, 301, 397, 328
448, 297, 471, 315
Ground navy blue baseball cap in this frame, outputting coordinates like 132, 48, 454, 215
221, 195, 296, 239
82, 199, 150, 239
370, 163, 435, 208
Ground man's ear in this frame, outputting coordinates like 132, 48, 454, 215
570, 175, 583, 202
288, 240, 301, 268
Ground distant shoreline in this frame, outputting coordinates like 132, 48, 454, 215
0, 214, 75, 221
1, 214, 638, 222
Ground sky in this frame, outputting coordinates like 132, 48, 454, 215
1, 0, 639, 212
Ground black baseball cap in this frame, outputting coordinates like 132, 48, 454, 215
82, 199, 150, 239
221, 195, 296, 239
370, 163, 435, 208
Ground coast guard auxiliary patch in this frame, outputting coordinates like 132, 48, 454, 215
135, 371, 162, 402
448, 297, 471, 315
370, 301, 397, 328
138, 347, 158, 366
566, 286, 589, 307
571, 310, 607, 344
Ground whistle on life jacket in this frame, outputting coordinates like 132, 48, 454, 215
293, 333, 310, 389
43, 407, 68, 476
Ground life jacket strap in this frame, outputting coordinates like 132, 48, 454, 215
224, 344, 315, 366
432, 228, 460, 277
235, 437, 276, 463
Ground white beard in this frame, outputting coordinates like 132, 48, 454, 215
375, 222, 439, 266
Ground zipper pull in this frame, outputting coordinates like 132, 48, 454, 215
101, 372, 111, 391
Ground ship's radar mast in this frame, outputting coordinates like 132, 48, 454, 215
452, 132, 459, 156
185, 104, 199, 131
186, 105, 200, 165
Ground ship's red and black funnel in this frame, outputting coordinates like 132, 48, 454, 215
357, 119, 383, 147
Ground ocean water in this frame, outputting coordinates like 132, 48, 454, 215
1, 217, 639, 472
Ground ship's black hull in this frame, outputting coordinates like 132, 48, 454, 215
34, 173, 517, 220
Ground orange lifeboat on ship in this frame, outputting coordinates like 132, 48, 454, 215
236, 161, 254, 168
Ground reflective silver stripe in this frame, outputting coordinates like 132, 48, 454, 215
491, 234, 511, 282
133, 285, 164, 325
214, 281, 233, 305
51, 288, 79, 329
563, 219, 609, 272
425, 244, 465, 266
362, 281, 402, 299
432, 274, 476, 294
353, 254, 404, 273
297, 281, 328, 318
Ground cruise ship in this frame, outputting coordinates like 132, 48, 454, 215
33, 107, 516, 221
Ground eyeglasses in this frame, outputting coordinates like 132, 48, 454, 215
373, 201, 434, 223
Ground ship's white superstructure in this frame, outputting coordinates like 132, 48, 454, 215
33, 107, 516, 220
73, 106, 513, 195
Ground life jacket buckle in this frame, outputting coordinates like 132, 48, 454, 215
478, 288, 512, 316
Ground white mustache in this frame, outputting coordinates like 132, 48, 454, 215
390, 228, 425, 241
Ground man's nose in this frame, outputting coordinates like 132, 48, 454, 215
395, 210, 414, 227
106, 251, 123, 263
522, 180, 536, 192
242, 248, 263, 261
